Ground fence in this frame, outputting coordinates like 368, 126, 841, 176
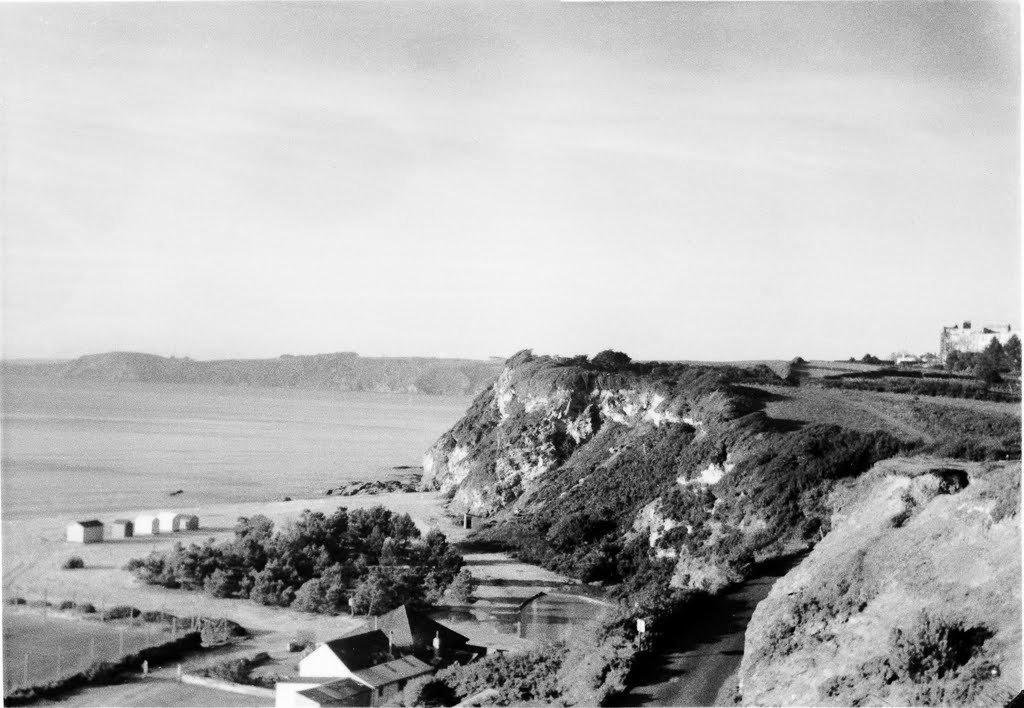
1, 588, 213, 696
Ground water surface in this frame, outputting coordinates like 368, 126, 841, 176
1, 376, 471, 519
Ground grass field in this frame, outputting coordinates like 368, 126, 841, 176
2, 610, 175, 693
751, 384, 1020, 443
35, 676, 273, 707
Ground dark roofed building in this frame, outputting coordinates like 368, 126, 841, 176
66, 519, 104, 543
299, 630, 392, 678
295, 678, 372, 707
284, 606, 482, 708
351, 655, 432, 690
373, 604, 470, 658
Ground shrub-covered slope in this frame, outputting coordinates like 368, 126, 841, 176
738, 459, 1021, 706
420, 350, 938, 596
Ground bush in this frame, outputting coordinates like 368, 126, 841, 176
592, 350, 632, 369
124, 505, 459, 615
102, 605, 141, 621
890, 612, 993, 682
447, 570, 477, 603
58, 600, 75, 610
63, 556, 85, 570
404, 676, 458, 707
436, 646, 566, 705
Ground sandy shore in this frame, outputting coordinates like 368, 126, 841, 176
2, 490, 572, 655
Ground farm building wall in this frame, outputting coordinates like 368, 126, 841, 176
110, 521, 134, 539
135, 515, 160, 535
298, 646, 353, 679
66, 522, 103, 543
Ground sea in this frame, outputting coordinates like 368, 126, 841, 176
0, 375, 472, 520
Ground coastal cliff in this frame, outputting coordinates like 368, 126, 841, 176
421, 350, 922, 594
738, 458, 1021, 706
421, 350, 1021, 700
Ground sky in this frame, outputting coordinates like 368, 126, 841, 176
1, 1, 1020, 362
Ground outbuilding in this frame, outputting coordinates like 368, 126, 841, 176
178, 514, 200, 531
110, 519, 134, 539
135, 514, 160, 535
66, 520, 104, 544
157, 512, 187, 532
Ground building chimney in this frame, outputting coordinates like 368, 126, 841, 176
374, 616, 378, 631
432, 630, 441, 658
388, 631, 394, 656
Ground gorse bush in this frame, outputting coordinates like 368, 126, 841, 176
890, 612, 993, 682
63, 556, 85, 570
435, 646, 566, 705
124, 505, 463, 615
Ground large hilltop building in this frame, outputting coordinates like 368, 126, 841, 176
939, 321, 1016, 364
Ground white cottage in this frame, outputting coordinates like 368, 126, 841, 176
135, 514, 161, 535
66, 520, 104, 543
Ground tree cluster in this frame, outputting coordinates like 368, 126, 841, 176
946, 335, 1021, 384
124, 506, 463, 615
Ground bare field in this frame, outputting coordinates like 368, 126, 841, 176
35, 676, 272, 707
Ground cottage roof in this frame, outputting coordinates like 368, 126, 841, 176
321, 630, 391, 672
351, 655, 432, 689
374, 605, 470, 650
72, 520, 103, 528
112, 519, 133, 525
296, 678, 371, 706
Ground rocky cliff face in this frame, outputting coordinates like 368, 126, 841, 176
421, 350, 911, 594
422, 349, 750, 517
738, 458, 1021, 706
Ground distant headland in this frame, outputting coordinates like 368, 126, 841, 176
1, 351, 504, 395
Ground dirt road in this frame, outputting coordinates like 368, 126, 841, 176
611, 555, 804, 707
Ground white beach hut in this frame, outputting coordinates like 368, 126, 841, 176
157, 511, 183, 532
135, 513, 160, 535
66, 520, 104, 544
179, 514, 200, 531
110, 519, 134, 539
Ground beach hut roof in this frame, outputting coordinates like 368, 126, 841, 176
71, 520, 103, 528
113, 519, 133, 525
